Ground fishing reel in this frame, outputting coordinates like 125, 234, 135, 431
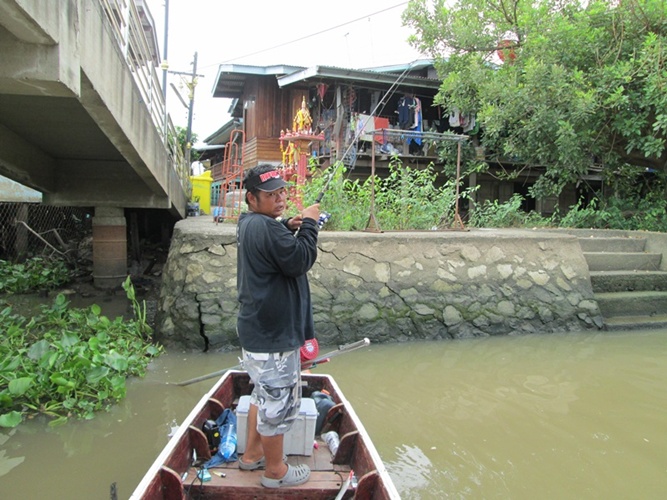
318, 211, 331, 229
202, 419, 220, 453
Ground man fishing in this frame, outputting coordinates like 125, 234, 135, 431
236, 164, 320, 488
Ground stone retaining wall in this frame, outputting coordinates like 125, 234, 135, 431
155, 218, 604, 350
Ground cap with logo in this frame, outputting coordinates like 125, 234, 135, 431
244, 169, 288, 192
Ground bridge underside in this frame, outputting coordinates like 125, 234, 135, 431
0, 1, 188, 287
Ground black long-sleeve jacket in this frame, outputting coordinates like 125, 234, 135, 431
236, 212, 318, 353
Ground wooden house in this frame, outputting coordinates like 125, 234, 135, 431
203, 61, 598, 218
207, 61, 454, 179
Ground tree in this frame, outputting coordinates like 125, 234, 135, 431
403, 0, 667, 200
175, 125, 201, 163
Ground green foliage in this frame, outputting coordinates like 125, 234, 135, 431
556, 194, 667, 231
176, 125, 200, 162
466, 192, 667, 232
295, 159, 467, 230
295, 157, 666, 232
0, 277, 162, 428
0, 257, 71, 294
468, 194, 533, 228
403, 0, 667, 199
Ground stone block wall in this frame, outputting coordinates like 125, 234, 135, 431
156, 218, 603, 350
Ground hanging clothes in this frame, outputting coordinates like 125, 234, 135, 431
462, 114, 476, 133
449, 109, 461, 127
397, 95, 416, 130
411, 97, 423, 146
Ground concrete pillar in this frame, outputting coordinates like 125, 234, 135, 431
92, 206, 127, 289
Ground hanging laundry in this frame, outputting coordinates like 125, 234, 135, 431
373, 116, 390, 144
462, 114, 476, 133
449, 109, 461, 127
397, 95, 416, 130
411, 97, 423, 146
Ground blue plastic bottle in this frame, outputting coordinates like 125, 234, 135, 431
220, 423, 237, 460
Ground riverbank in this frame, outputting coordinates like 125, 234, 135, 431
156, 219, 605, 350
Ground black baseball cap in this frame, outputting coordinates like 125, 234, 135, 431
244, 168, 288, 192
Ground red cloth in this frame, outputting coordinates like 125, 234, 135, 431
374, 117, 390, 144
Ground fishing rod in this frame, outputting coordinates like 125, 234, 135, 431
172, 338, 371, 387
314, 60, 419, 203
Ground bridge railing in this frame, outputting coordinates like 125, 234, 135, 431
99, 0, 191, 197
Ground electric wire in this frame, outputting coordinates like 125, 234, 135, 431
199, 2, 411, 70
315, 59, 421, 201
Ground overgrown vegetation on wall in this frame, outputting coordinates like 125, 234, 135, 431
297, 160, 667, 232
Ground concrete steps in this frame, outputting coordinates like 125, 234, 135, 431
604, 314, 667, 331
584, 251, 662, 271
595, 291, 667, 316
589, 270, 667, 292
578, 236, 647, 253
579, 235, 667, 330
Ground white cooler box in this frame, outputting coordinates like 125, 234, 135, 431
236, 395, 317, 456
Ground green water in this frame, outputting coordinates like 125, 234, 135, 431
1, 329, 666, 499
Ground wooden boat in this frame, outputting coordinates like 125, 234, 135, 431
130, 370, 400, 499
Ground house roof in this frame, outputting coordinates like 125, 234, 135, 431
212, 64, 306, 98
202, 118, 242, 145
360, 59, 435, 74
211, 61, 442, 99
276, 64, 441, 91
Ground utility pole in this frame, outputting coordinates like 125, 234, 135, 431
185, 51, 198, 170
169, 52, 203, 174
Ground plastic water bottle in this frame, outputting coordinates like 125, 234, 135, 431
323, 430, 339, 456
220, 423, 237, 460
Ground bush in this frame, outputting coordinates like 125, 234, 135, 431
296, 159, 466, 231
291, 157, 666, 233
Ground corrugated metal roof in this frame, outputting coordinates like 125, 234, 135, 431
276, 64, 441, 90
203, 118, 242, 145
211, 61, 442, 99
361, 59, 434, 73
212, 64, 306, 98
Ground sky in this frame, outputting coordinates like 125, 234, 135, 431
144, 0, 426, 146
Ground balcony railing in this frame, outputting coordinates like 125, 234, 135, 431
99, 0, 190, 196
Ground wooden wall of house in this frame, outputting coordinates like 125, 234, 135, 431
241, 77, 311, 167
244, 137, 283, 167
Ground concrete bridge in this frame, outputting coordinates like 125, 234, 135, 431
0, 0, 189, 287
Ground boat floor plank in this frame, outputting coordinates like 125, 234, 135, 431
183, 443, 352, 498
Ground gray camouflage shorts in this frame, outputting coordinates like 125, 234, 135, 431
241, 348, 301, 437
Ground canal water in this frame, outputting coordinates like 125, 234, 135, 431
1, 325, 666, 499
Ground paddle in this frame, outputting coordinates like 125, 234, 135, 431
173, 338, 371, 387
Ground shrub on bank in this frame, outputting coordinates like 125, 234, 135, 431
296, 160, 667, 233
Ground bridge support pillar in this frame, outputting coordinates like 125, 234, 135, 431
92, 207, 127, 289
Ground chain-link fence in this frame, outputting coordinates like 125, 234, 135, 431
0, 203, 93, 263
